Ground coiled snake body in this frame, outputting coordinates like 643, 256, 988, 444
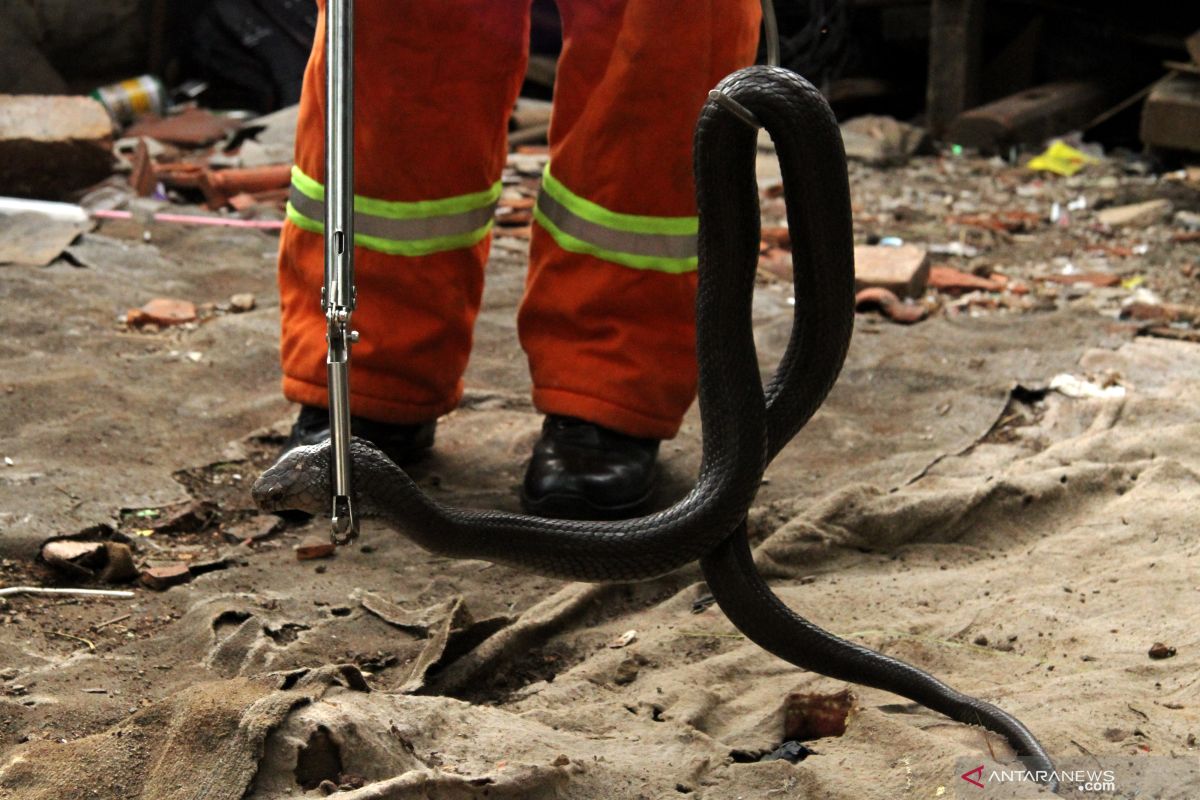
255, 66, 1055, 785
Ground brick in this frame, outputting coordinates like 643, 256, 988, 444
855, 287, 928, 324
853, 244, 929, 298
927, 265, 1001, 294
140, 563, 192, 591
125, 107, 237, 148
296, 535, 336, 560
0, 95, 114, 199
126, 298, 197, 328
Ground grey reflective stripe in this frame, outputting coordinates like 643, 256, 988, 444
535, 190, 698, 260
288, 186, 496, 241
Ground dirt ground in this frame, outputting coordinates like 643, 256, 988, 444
2, 151, 1199, 799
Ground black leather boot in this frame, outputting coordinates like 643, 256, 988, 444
521, 415, 659, 520
281, 405, 436, 466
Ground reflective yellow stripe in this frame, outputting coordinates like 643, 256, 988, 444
536, 165, 698, 273
287, 167, 498, 256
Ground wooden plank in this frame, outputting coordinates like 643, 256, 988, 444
1186, 29, 1200, 66
926, 0, 984, 137
946, 80, 1109, 153
1141, 72, 1200, 153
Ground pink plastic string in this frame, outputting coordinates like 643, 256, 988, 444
91, 209, 284, 230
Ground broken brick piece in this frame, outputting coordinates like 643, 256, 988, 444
855, 287, 928, 324
129, 138, 156, 197
1039, 272, 1121, 288
854, 244, 930, 298
127, 298, 197, 328
784, 689, 855, 741
296, 536, 336, 561
496, 208, 533, 227
140, 563, 192, 591
761, 225, 791, 249
927, 265, 1001, 294
125, 107, 238, 147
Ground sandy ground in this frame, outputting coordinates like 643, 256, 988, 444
1, 154, 1199, 799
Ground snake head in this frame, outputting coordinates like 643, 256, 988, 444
252, 441, 333, 514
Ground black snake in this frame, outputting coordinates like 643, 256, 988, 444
254, 66, 1056, 786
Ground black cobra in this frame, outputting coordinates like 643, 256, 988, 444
255, 66, 1056, 786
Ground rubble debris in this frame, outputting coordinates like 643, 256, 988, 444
99, 542, 137, 583
947, 81, 1109, 154
1096, 200, 1172, 229
927, 265, 1001, 294
946, 210, 1042, 233
199, 165, 291, 210
0, 94, 115, 199
608, 630, 638, 649
125, 298, 198, 328
758, 247, 792, 282
760, 225, 790, 249
855, 287, 928, 324
1049, 373, 1126, 400
1141, 72, 1200, 154
229, 293, 257, 313
839, 115, 927, 166
125, 107, 239, 148
853, 243, 929, 298
1121, 300, 1200, 326
760, 740, 814, 764
139, 564, 193, 591
296, 536, 337, 561
127, 138, 157, 198
1175, 211, 1200, 232
0, 211, 93, 267
1148, 642, 1177, 660
509, 98, 552, 146
613, 656, 640, 685
227, 104, 299, 168
784, 689, 854, 741
223, 516, 282, 544
41, 540, 105, 577
39, 540, 137, 583
1039, 272, 1121, 288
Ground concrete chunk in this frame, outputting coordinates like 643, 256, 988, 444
853, 244, 930, 298
0, 95, 115, 199
1096, 199, 1172, 229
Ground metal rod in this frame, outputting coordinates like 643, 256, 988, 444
0, 586, 135, 599
325, 0, 358, 543
761, 0, 780, 68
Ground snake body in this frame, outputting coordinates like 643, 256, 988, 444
255, 66, 1056, 785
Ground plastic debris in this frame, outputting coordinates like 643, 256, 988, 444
1049, 373, 1126, 400
1026, 140, 1098, 177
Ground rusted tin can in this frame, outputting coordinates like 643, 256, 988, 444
90, 75, 168, 126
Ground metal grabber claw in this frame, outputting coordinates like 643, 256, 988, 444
324, 0, 358, 545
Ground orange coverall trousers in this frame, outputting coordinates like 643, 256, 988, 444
278, 0, 760, 439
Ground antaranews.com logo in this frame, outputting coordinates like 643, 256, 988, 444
959, 764, 1115, 793
953, 756, 1200, 798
